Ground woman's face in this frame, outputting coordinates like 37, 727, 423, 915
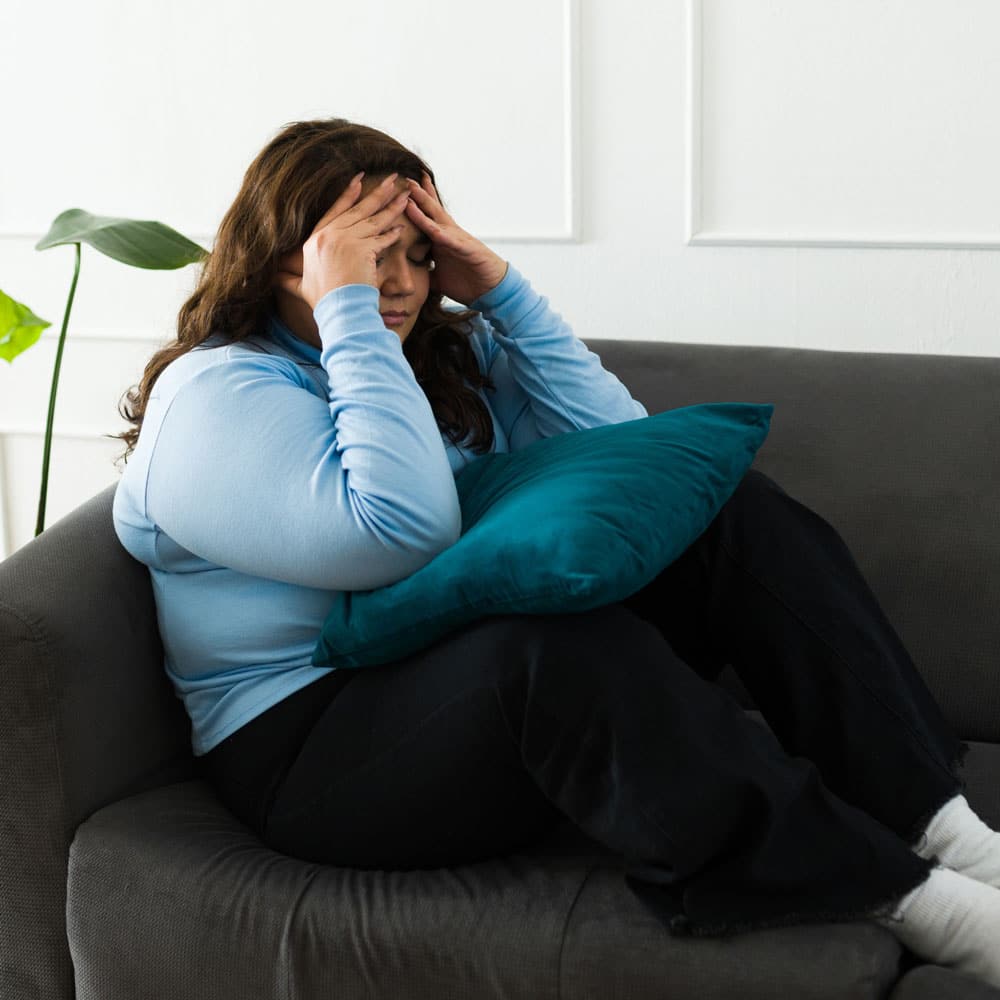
275, 174, 434, 348
363, 174, 434, 344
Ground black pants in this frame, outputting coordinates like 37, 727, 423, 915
203, 469, 966, 936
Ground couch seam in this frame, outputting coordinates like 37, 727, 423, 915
556, 860, 600, 1000
280, 864, 321, 1000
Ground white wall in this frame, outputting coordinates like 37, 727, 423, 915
2, 0, 999, 558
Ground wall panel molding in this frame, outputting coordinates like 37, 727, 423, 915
32, 328, 168, 344
0, 426, 121, 441
685, 0, 1000, 250
0, 428, 121, 561
0, 0, 582, 245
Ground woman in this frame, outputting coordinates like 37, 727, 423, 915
113, 118, 1000, 986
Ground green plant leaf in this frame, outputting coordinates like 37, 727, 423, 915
36, 209, 207, 269
0, 288, 51, 363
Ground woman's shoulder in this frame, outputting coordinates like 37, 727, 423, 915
155, 337, 307, 403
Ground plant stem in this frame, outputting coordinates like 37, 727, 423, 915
35, 242, 81, 536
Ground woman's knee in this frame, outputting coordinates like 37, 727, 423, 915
473, 604, 669, 697
715, 467, 791, 530
734, 467, 786, 502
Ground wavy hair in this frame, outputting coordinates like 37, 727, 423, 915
112, 118, 496, 465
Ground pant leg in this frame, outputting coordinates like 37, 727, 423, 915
622, 467, 966, 845
262, 604, 932, 937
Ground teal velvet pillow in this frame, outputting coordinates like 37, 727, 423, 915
312, 402, 773, 669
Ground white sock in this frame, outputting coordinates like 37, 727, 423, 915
876, 867, 1000, 988
915, 794, 1000, 890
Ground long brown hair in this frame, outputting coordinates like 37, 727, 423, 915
113, 118, 496, 466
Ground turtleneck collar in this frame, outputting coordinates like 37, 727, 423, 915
266, 311, 322, 366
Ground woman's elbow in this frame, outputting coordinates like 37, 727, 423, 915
379, 509, 460, 585
423, 495, 462, 553
361, 490, 461, 566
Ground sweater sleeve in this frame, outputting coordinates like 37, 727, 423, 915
468, 263, 648, 451
143, 284, 461, 591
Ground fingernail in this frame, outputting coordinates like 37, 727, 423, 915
385, 172, 399, 184
354, 171, 365, 182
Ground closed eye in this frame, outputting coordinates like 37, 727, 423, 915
376, 253, 433, 267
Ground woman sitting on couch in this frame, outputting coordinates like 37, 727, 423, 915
112, 117, 1000, 987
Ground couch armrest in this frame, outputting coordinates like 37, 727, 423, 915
0, 483, 194, 1000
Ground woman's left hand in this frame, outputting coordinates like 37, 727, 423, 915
404, 172, 508, 306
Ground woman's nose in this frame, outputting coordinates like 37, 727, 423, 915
381, 261, 415, 294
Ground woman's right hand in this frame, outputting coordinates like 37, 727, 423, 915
274, 172, 411, 311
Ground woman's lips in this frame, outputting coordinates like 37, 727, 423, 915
381, 312, 409, 326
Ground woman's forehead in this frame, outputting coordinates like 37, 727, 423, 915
395, 215, 430, 247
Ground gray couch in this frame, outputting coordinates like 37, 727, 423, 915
3, 339, 1000, 1000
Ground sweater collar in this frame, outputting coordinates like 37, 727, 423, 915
266, 311, 322, 365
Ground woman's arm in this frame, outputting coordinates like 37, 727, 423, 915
405, 174, 646, 451
141, 284, 461, 591
468, 264, 648, 451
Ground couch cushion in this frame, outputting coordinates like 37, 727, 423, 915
313, 403, 771, 670
561, 866, 903, 1000
68, 779, 599, 1000
68, 779, 905, 1000
889, 965, 1000, 1000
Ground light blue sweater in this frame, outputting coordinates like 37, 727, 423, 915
113, 263, 648, 755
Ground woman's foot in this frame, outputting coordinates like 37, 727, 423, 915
915, 795, 1000, 889
876, 866, 1000, 988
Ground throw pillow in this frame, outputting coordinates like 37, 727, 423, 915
313, 402, 773, 669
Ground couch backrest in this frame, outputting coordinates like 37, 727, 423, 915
585, 339, 1000, 742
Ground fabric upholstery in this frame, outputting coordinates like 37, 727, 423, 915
68, 780, 592, 1000
68, 779, 905, 1000
0, 487, 194, 1000
890, 965, 1000, 1000
3, 338, 999, 999
560, 866, 902, 1000
953, 741, 1000, 831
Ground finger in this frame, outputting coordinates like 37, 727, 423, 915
407, 177, 447, 219
372, 225, 405, 250
406, 196, 463, 253
364, 190, 411, 233
340, 173, 404, 225
408, 180, 456, 237
420, 170, 441, 202
404, 196, 446, 238
311, 172, 366, 232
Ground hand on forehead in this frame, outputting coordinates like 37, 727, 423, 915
359, 174, 410, 199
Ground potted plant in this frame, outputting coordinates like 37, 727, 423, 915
0, 209, 206, 536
